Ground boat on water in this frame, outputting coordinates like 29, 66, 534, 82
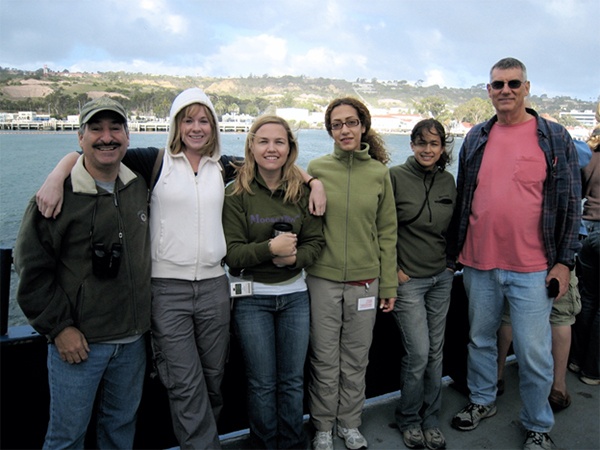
1, 248, 599, 449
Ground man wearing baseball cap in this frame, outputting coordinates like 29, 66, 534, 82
15, 96, 152, 449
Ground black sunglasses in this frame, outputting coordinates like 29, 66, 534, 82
490, 80, 524, 90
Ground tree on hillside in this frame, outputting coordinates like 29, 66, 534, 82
453, 97, 495, 124
558, 114, 582, 128
280, 93, 296, 108
214, 100, 227, 117
46, 88, 80, 117
414, 96, 447, 119
243, 103, 259, 116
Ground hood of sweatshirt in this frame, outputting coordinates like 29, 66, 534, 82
166, 87, 222, 161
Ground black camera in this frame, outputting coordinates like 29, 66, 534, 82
92, 243, 122, 278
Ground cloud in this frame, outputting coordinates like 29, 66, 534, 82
201, 34, 288, 76
534, 0, 587, 18
0, 0, 598, 100
423, 69, 447, 88
291, 47, 369, 79
108, 0, 189, 35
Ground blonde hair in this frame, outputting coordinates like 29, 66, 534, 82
170, 103, 217, 156
587, 126, 600, 152
230, 115, 305, 204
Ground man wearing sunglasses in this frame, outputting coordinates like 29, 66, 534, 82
14, 97, 151, 449
447, 57, 581, 450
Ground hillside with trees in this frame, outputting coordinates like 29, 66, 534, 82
0, 66, 596, 127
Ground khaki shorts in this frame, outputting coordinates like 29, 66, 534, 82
501, 270, 581, 327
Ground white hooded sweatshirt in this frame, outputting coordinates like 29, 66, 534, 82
150, 88, 227, 280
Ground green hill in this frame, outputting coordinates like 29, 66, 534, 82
0, 67, 595, 126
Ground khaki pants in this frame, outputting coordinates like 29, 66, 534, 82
307, 275, 378, 431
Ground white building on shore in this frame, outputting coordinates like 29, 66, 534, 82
559, 110, 597, 128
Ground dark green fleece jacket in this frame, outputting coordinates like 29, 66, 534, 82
389, 156, 456, 277
223, 172, 324, 284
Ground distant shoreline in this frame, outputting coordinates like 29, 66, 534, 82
0, 128, 417, 136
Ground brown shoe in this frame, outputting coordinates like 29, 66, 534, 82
548, 389, 571, 411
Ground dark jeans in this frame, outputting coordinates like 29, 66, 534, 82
573, 229, 600, 379
233, 290, 310, 449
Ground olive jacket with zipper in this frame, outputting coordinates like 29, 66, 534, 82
306, 143, 398, 299
389, 156, 456, 278
15, 155, 151, 343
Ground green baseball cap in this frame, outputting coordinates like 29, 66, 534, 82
79, 97, 127, 126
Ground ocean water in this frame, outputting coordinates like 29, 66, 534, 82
0, 129, 460, 326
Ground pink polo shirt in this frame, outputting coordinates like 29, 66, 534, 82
459, 118, 548, 272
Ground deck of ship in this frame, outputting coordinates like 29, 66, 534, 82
2, 267, 597, 450
218, 359, 599, 450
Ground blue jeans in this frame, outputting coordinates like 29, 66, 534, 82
582, 219, 600, 235
44, 337, 146, 449
463, 267, 554, 433
233, 291, 310, 449
392, 269, 453, 431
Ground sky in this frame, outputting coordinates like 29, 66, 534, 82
0, 0, 598, 102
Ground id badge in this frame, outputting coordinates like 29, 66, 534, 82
230, 280, 252, 297
357, 296, 376, 311
228, 273, 253, 298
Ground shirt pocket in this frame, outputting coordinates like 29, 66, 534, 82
512, 157, 546, 185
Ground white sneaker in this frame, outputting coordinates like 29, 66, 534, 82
313, 430, 333, 450
337, 426, 368, 449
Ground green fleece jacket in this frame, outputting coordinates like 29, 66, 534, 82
307, 144, 398, 299
15, 156, 151, 343
223, 172, 324, 284
389, 156, 457, 278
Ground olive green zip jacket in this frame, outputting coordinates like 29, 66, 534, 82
15, 156, 151, 343
307, 144, 398, 299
